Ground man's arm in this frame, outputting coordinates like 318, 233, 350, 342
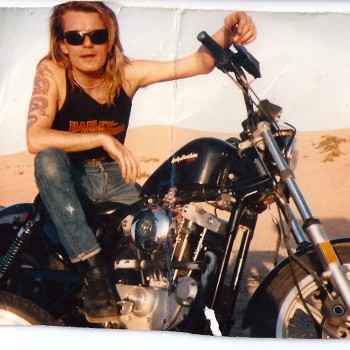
123, 11, 256, 96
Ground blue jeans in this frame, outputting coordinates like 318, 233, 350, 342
34, 148, 140, 263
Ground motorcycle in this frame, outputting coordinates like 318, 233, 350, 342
0, 29, 350, 338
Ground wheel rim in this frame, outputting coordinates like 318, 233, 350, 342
276, 269, 350, 338
0, 310, 32, 325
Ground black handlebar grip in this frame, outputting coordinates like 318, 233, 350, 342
197, 31, 226, 60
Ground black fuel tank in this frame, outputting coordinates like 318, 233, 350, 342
140, 137, 241, 197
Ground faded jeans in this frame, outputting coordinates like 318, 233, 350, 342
34, 147, 140, 263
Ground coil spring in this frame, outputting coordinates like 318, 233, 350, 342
0, 221, 33, 281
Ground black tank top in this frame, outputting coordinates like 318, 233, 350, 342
52, 74, 132, 162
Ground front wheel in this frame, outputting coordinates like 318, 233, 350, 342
0, 291, 57, 325
250, 241, 350, 338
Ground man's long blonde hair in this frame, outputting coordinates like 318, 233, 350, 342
49, 1, 128, 105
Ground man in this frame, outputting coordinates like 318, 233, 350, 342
26, 1, 256, 323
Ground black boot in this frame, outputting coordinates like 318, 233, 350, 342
77, 252, 119, 323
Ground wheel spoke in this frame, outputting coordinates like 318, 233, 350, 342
300, 301, 323, 324
291, 296, 323, 323
276, 277, 326, 338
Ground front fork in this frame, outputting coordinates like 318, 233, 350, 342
259, 121, 350, 309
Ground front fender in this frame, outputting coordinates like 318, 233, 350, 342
241, 238, 350, 329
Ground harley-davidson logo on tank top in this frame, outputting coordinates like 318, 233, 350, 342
52, 73, 132, 163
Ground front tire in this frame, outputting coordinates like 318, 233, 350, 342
250, 241, 350, 338
0, 291, 57, 325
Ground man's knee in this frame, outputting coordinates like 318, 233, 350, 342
35, 148, 68, 179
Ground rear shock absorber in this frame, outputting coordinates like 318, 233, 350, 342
0, 220, 35, 281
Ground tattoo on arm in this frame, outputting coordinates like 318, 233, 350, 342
27, 64, 53, 130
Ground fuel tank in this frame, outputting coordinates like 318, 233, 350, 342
140, 137, 258, 199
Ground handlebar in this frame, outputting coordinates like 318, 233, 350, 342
197, 31, 261, 79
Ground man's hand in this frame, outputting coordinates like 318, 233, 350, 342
102, 135, 140, 183
224, 11, 257, 45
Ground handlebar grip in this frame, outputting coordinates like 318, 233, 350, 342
197, 31, 226, 60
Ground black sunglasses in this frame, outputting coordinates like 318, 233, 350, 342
63, 29, 109, 46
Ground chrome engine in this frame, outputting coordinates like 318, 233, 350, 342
113, 198, 227, 330
116, 276, 198, 330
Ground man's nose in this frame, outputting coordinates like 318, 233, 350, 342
82, 35, 93, 47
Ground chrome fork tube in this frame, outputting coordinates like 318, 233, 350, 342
287, 203, 309, 245
259, 122, 350, 309
260, 124, 312, 221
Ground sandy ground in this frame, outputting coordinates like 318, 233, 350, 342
0, 125, 349, 336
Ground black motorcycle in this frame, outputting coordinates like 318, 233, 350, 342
1, 29, 350, 338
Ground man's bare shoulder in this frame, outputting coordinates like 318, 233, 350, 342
36, 57, 65, 79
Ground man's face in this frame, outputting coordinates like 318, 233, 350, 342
60, 10, 109, 77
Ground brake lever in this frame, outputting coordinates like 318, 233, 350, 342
231, 25, 261, 78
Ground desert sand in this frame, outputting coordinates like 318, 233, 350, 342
0, 125, 349, 336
